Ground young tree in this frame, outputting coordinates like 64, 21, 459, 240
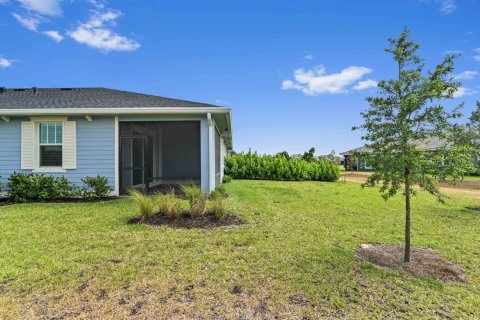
353, 29, 474, 262
301, 147, 316, 162
449, 101, 480, 162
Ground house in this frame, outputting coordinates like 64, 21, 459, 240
340, 137, 446, 171
340, 146, 372, 171
0, 87, 233, 195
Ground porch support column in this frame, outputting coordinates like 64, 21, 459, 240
207, 113, 215, 192
113, 115, 120, 196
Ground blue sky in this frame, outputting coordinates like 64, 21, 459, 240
0, 0, 479, 155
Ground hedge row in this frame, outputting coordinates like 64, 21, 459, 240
1, 172, 112, 203
224, 152, 340, 182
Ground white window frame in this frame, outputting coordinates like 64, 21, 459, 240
30, 116, 68, 173
38, 122, 63, 168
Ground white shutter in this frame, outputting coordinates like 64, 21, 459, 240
63, 121, 76, 169
21, 122, 35, 169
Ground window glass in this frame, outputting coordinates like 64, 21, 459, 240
39, 122, 62, 144
40, 145, 62, 167
40, 124, 48, 144
47, 123, 56, 143
56, 124, 63, 143
39, 122, 63, 166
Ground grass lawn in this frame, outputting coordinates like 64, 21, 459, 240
0, 180, 479, 319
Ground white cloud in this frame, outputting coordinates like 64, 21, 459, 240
420, 0, 458, 14
303, 54, 313, 60
353, 79, 378, 90
12, 12, 39, 31
442, 50, 463, 55
282, 65, 373, 95
0, 57, 12, 68
43, 30, 63, 42
474, 48, 480, 62
453, 87, 477, 98
68, 9, 140, 52
215, 99, 229, 106
17, 0, 62, 16
439, 0, 457, 14
454, 71, 477, 80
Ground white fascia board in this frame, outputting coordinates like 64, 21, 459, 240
0, 107, 231, 116
226, 110, 233, 150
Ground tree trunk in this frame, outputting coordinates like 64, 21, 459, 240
404, 169, 411, 263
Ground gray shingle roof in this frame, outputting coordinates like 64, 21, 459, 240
340, 136, 448, 155
0, 87, 224, 109
340, 146, 371, 155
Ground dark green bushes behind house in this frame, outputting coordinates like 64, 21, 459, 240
225, 152, 340, 182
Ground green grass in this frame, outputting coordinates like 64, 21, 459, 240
0, 180, 479, 318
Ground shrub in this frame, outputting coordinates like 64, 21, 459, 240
222, 175, 232, 183
181, 184, 206, 217
128, 189, 155, 221
7, 172, 79, 203
224, 152, 340, 182
81, 175, 112, 199
158, 190, 181, 219
209, 185, 227, 199
211, 193, 227, 221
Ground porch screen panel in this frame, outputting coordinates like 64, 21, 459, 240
120, 121, 201, 192
160, 121, 201, 180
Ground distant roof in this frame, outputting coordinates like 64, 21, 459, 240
340, 136, 447, 155
340, 146, 371, 155
0, 87, 225, 110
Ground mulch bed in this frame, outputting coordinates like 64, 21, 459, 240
0, 200, 12, 207
357, 243, 467, 282
128, 211, 244, 229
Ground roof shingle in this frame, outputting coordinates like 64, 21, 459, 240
0, 87, 224, 110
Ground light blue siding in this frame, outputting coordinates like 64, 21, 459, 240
0, 113, 212, 194
119, 114, 210, 192
0, 118, 22, 185
0, 116, 115, 190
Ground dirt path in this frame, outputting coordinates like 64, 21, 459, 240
340, 171, 480, 193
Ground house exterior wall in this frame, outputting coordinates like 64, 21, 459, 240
118, 114, 211, 192
343, 155, 372, 171
1, 113, 217, 194
0, 116, 116, 190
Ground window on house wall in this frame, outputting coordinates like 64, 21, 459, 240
39, 122, 63, 167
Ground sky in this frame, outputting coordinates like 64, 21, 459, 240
0, 0, 479, 156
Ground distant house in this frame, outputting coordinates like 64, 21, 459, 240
0, 87, 233, 194
340, 137, 447, 171
340, 146, 372, 171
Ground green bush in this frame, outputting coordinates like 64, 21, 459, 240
158, 190, 181, 219
81, 175, 112, 199
7, 172, 80, 203
222, 175, 232, 183
209, 185, 227, 199
128, 189, 155, 221
181, 184, 206, 217
211, 193, 227, 221
224, 152, 340, 182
